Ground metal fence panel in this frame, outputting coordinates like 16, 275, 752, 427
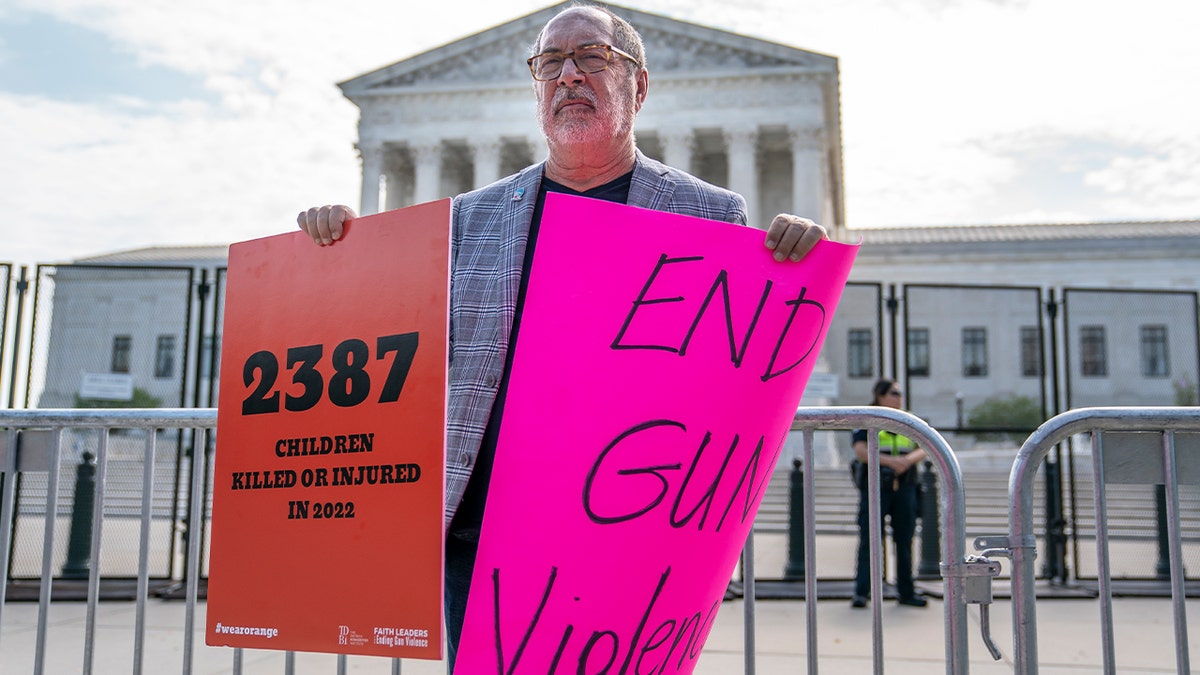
28, 264, 195, 409
0, 410, 217, 674
11, 265, 196, 582
783, 406, 976, 673
901, 284, 1047, 433
817, 281, 883, 406
1062, 289, 1199, 410
8, 427, 185, 581
1061, 289, 1200, 582
1006, 406, 1200, 674
1, 407, 980, 674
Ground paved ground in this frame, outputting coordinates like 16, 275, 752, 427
3, 592, 1197, 674
3, 533, 1197, 674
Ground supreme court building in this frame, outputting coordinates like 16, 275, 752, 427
15, 2, 1200, 453
338, 1, 845, 237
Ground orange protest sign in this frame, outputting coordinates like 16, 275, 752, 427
206, 200, 450, 658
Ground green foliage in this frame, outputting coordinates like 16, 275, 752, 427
967, 394, 1044, 443
74, 387, 163, 409
1175, 375, 1199, 406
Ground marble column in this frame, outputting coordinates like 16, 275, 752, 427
381, 163, 397, 211
357, 142, 384, 215
470, 138, 502, 189
724, 126, 759, 228
412, 140, 444, 204
790, 127, 826, 222
660, 129, 694, 173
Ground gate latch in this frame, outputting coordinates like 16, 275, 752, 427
942, 554, 1004, 660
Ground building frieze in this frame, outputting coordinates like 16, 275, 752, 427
651, 74, 824, 108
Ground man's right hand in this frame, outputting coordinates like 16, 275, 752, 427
297, 205, 357, 246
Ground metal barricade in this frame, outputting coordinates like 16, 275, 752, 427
2, 407, 980, 674
741, 406, 981, 674
1, 410, 215, 674
1003, 406, 1200, 675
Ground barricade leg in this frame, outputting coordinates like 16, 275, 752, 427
783, 458, 805, 580
62, 451, 97, 579
1039, 458, 1067, 583
917, 460, 941, 579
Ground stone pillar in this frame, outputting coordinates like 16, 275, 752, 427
381, 159, 401, 211
357, 142, 384, 215
412, 140, 444, 204
660, 129, 694, 173
471, 138, 503, 189
724, 126, 760, 228
790, 126, 826, 222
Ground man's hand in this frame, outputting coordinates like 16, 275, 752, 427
297, 205, 358, 246
764, 213, 827, 262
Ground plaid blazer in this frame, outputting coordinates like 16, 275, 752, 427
444, 150, 748, 526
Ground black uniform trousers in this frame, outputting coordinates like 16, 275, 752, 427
853, 475, 919, 601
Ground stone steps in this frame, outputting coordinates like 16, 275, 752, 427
754, 467, 1200, 541
20, 458, 1200, 542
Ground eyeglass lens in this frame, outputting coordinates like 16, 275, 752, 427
531, 46, 611, 79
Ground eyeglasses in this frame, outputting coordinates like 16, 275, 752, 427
527, 44, 640, 81
886, 389, 903, 397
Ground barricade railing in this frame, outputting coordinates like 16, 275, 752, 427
2, 407, 980, 674
765, 406, 981, 675
1, 409, 216, 675
1002, 406, 1200, 675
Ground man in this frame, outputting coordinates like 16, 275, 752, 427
298, 4, 827, 668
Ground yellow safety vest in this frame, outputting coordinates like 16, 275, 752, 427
878, 430, 916, 456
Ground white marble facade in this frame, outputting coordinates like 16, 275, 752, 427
338, 1, 844, 236
18, 4, 1199, 443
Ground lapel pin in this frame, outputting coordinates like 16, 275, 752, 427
512, 188, 525, 201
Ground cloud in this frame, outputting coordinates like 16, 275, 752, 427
2, 0, 1198, 266
2, 0, 559, 265
1086, 140, 1200, 211
0, 88, 359, 263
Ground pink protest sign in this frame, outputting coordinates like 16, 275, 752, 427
457, 193, 858, 674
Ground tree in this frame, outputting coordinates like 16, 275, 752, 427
967, 394, 1044, 443
74, 387, 163, 409
1174, 375, 1199, 406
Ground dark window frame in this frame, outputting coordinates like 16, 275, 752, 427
962, 327, 988, 377
1080, 325, 1108, 377
1020, 326, 1042, 378
154, 334, 176, 379
848, 328, 874, 379
1140, 324, 1169, 378
907, 327, 930, 377
111, 335, 132, 374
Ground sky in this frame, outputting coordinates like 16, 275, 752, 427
1, 0, 1198, 266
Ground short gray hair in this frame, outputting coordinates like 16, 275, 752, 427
531, 3, 647, 76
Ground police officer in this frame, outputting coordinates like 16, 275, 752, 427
850, 378, 928, 608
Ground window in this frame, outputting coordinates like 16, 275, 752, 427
907, 327, 930, 377
111, 335, 132, 373
962, 327, 988, 377
154, 335, 176, 379
1020, 326, 1041, 377
848, 328, 873, 378
1140, 325, 1169, 377
1080, 325, 1107, 377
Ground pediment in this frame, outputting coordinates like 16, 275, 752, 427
340, 2, 837, 98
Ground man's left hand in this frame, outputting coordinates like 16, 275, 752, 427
764, 214, 827, 262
